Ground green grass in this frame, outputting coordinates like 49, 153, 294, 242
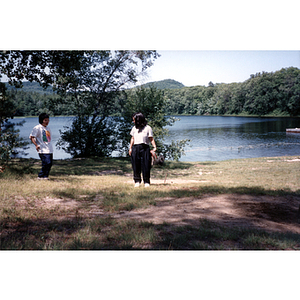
0, 156, 299, 250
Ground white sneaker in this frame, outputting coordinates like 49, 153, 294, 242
144, 183, 150, 187
134, 182, 140, 188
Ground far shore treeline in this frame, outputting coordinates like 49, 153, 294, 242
5, 67, 300, 117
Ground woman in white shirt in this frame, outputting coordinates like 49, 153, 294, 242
129, 112, 157, 187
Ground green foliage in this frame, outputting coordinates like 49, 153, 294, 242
163, 139, 190, 161
0, 82, 15, 122
141, 79, 185, 89
162, 67, 300, 116
4, 67, 300, 118
0, 83, 29, 166
5, 81, 54, 94
117, 85, 190, 160
56, 115, 118, 158
0, 119, 29, 166
56, 51, 160, 158
0, 50, 88, 89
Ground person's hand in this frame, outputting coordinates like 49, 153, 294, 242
36, 145, 40, 152
150, 149, 156, 158
129, 148, 132, 156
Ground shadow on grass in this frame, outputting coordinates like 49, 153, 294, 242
1, 157, 300, 250
0, 217, 84, 250
51, 157, 133, 176
1, 213, 299, 250
4, 157, 197, 178
151, 219, 300, 250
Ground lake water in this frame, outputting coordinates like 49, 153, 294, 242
11, 115, 300, 162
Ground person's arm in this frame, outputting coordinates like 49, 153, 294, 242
30, 136, 40, 152
149, 137, 156, 156
129, 137, 134, 156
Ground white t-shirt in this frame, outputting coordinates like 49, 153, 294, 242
29, 124, 53, 154
130, 125, 153, 145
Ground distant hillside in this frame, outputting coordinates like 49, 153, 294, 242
4, 79, 185, 93
141, 79, 185, 89
5, 81, 54, 94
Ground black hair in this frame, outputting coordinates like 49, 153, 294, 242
132, 112, 147, 129
39, 113, 50, 125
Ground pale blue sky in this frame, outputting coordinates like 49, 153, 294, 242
142, 50, 300, 87
1, 50, 299, 88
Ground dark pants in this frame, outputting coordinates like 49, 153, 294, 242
131, 144, 151, 184
38, 153, 53, 178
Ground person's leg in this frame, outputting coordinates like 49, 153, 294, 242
38, 154, 46, 178
141, 145, 151, 185
38, 154, 53, 178
44, 153, 53, 177
131, 145, 142, 184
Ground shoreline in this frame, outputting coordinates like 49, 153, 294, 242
15, 154, 300, 163
14, 114, 300, 119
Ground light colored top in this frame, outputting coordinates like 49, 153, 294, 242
29, 124, 53, 154
130, 125, 153, 145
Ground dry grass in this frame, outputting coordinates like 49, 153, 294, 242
0, 156, 299, 250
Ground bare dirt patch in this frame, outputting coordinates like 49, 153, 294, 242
16, 184, 299, 235
112, 193, 300, 234
15, 196, 78, 210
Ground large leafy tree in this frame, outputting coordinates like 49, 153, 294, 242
1, 50, 160, 158
56, 50, 160, 157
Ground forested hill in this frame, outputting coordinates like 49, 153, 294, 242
5, 79, 184, 93
141, 79, 185, 89
162, 67, 300, 116
5, 81, 54, 94
4, 67, 300, 117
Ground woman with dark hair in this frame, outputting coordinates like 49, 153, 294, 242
29, 113, 53, 179
129, 112, 157, 187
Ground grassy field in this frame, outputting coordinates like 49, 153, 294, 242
0, 156, 299, 250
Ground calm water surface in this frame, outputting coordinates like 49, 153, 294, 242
166, 116, 300, 161
12, 116, 300, 162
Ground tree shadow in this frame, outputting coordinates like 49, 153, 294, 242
0, 217, 84, 250
1, 177, 299, 250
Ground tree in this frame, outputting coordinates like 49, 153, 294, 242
0, 82, 15, 124
117, 85, 190, 161
1, 50, 161, 158
0, 83, 28, 167
56, 51, 160, 157
0, 50, 88, 89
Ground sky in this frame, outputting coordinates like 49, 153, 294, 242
2, 50, 298, 88
142, 50, 300, 87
